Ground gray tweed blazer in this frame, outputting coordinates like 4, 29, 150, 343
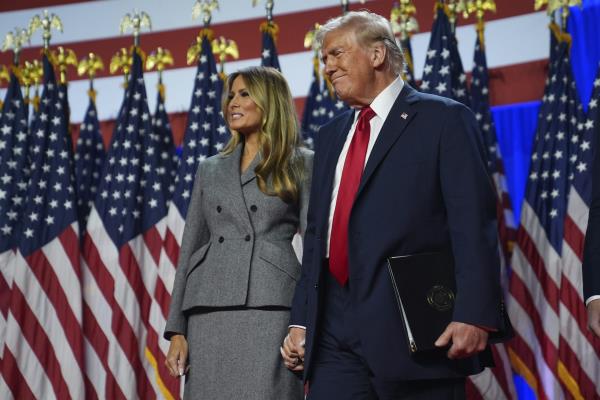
165, 143, 313, 338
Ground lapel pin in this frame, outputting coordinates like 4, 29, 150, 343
401, 112, 408, 120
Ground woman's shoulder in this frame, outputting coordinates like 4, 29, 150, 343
296, 146, 314, 163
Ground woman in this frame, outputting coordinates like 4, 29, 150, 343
164, 66, 312, 399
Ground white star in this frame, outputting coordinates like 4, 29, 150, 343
149, 198, 158, 208
262, 49, 271, 59
0, 225, 11, 235
435, 82, 447, 94
24, 228, 34, 238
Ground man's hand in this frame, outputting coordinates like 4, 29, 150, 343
435, 321, 489, 359
281, 327, 306, 371
165, 334, 189, 377
587, 299, 600, 338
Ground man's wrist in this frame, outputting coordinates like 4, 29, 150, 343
586, 296, 600, 306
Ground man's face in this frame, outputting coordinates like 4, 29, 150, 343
321, 28, 374, 107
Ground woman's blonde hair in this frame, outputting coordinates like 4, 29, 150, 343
222, 66, 305, 203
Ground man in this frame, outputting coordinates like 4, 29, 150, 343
281, 11, 509, 399
583, 120, 600, 338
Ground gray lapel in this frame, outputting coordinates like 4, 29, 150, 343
240, 151, 261, 186
216, 144, 253, 231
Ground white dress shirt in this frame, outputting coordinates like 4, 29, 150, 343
325, 77, 404, 257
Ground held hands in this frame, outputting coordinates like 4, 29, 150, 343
587, 299, 600, 338
435, 321, 489, 359
165, 334, 190, 378
281, 327, 306, 371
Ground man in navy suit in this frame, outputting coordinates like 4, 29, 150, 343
583, 121, 600, 338
281, 11, 508, 399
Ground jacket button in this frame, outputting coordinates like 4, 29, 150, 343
314, 284, 319, 289
216, 206, 222, 213
218, 236, 224, 243
245, 235, 251, 241
250, 205, 257, 212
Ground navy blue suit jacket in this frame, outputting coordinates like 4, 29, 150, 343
583, 122, 600, 300
290, 85, 508, 381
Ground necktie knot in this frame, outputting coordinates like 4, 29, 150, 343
358, 106, 376, 123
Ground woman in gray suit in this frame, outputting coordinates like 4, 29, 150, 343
164, 66, 312, 399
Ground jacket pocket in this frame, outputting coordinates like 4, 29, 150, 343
185, 242, 211, 278
258, 240, 301, 281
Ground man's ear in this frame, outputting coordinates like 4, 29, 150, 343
371, 42, 387, 69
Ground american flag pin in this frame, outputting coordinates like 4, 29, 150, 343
401, 112, 408, 119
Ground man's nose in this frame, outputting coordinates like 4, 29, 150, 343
324, 61, 335, 75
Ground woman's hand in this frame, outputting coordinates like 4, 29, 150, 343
165, 334, 189, 377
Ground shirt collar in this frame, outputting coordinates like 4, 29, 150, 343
355, 76, 404, 121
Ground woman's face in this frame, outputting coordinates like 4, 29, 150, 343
227, 76, 263, 136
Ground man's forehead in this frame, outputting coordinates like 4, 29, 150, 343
322, 28, 355, 51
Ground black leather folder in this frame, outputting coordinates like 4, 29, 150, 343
387, 251, 456, 354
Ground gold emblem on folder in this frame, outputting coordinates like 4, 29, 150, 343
426, 285, 455, 312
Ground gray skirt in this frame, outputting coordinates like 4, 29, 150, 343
184, 307, 303, 400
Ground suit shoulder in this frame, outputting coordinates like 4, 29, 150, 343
193, 152, 226, 178
412, 91, 472, 115
321, 109, 354, 131
297, 146, 314, 163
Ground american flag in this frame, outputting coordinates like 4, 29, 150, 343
260, 21, 281, 71
300, 66, 348, 149
465, 32, 517, 400
506, 34, 596, 399
1, 54, 85, 399
0, 69, 30, 368
399, 36, 417, 88
419, 4, 469, 107
158, 28, 228, 397
559, 62, 600, 398
74, 93, 105, 232
81, 49, 179, 399
301, 65, 330, 149
152, 85, 177, 202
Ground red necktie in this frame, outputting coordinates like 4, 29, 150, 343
329, 106, 376, 286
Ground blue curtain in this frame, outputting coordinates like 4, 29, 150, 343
492, 101, 540, 221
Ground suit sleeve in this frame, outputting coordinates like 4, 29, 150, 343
439, 103, 505, 330
299, 149, 314, 237
164, 163, 210, 339
290, 140, 320, 327
583, 127, 600, 301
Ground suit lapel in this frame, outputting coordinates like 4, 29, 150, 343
317, 111, 355, 231
217, 144, 253, 231
356, 85, 420, 198
240, 151, 260, 186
